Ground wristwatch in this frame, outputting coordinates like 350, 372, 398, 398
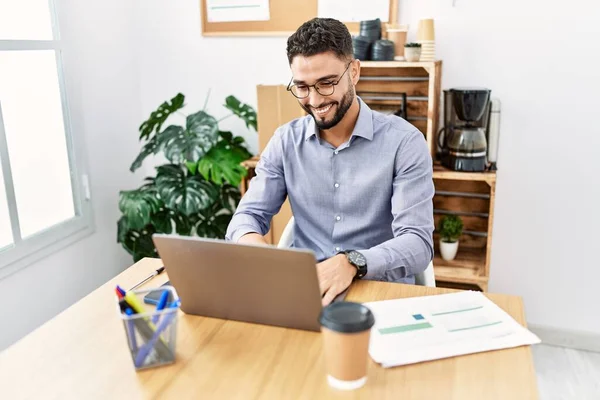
340, 250, 368, 279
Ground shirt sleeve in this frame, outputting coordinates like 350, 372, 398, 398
359, 129, 435, 280
225, 128, 288, 243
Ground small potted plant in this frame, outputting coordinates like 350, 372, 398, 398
404, 42, 422, 62
438, 215, 463, 261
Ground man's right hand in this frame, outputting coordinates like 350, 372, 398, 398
238, 232, 269, 247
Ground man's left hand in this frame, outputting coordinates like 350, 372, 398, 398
317, 254, 357, 306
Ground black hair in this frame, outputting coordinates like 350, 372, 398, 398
286, 18, 353, 64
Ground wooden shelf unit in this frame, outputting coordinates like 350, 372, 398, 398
356, 61, 496, 291
356, 60, 442, 157
432, 165, 496, 291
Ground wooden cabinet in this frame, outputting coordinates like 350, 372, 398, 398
355, 60, 496, 291
432, 166, 496, 291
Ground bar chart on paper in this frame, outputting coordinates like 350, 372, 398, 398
364, 291, 541, 367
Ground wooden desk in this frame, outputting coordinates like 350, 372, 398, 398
0, 258, 538, 399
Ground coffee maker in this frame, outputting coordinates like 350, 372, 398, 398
438, 88, 497, 172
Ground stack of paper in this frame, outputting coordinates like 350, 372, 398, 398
363, 291, 541, 368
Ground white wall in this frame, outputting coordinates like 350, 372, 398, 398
136, 0, 600, 335
136, 0, 287, 158
399, 0, 600, 335
0, 0, 143, 350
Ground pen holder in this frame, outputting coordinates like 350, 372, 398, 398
117, 286, 180, 370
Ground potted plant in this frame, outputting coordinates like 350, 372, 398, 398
117, 93, 256, 262
404, 42, 422, 62
438, 215, 463, 261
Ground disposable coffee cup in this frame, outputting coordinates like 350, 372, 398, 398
319, 302, 375, 390
417, 18, 435, 41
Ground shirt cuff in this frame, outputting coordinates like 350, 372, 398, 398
229, 224, 262, 243
358, 248, 390, 280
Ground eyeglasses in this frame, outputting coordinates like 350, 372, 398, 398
287, 62, 352, 99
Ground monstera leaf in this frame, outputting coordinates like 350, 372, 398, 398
118, 186, 162, 230
180, 110, 220, 160
130, 137, 161, 172
191, 201, 234, 239
155, 164, 218, 215
117, 218, 159, 261
219, 183, 242, 213
224, 96, 257, 131
139, 93, 185, 140
151, 207, 192, 236
197, 131, 252, 186
130, 111, 219, 171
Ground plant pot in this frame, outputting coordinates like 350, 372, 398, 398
404, 47, 421, 62
439, 240, 459, 261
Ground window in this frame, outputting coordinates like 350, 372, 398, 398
0, 0, 92, 278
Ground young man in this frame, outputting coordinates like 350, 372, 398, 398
226, 18, 434, 306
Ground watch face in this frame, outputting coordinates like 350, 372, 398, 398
348, 251, 367, 267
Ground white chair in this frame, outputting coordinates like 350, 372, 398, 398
277, 217, 436, 287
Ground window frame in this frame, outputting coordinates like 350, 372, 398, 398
0, 0, 94, 280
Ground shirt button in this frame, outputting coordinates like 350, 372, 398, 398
335, 215, 341, 221
334, 150, 339, 155
334, 183, 340, 188
335, 247, 341, 252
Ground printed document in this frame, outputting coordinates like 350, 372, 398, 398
363, 291, 540, 367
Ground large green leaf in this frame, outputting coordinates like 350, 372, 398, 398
224, 95, 257, 131
117, 216, 130, 244
130, 136, 161, 172
155, 164, 219, 215
191, 201, 233, 239
154, 112, 219, 165
130, 114, 219, 171
151, 207, 192, 235
118, 222, 159, 262
118, 186, 162, 230
184, 110, 220, 159
197, 131, 252, 186
139, 93, 185, 140
219, 183, 241, 213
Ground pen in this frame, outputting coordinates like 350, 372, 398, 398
152, 290, 170, 324
116, 285, 126, 297
129, 266, 165, 291
125, 308, 138, 353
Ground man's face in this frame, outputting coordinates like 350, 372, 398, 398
289, 52, 359, 130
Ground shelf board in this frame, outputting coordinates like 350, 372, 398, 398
435, 265, 489, 285
432, 163, 496, 184
435, 246, 486, 269
360, 60, 441, 69
433, 246, 488, 286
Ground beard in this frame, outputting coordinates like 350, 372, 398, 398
301, 84, 355, 130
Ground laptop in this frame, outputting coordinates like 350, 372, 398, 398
152, 234, 342, 332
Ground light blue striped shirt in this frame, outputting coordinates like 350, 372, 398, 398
226, 98, 434, 284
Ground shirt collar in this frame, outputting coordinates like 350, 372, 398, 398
305, 97, 374, 142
